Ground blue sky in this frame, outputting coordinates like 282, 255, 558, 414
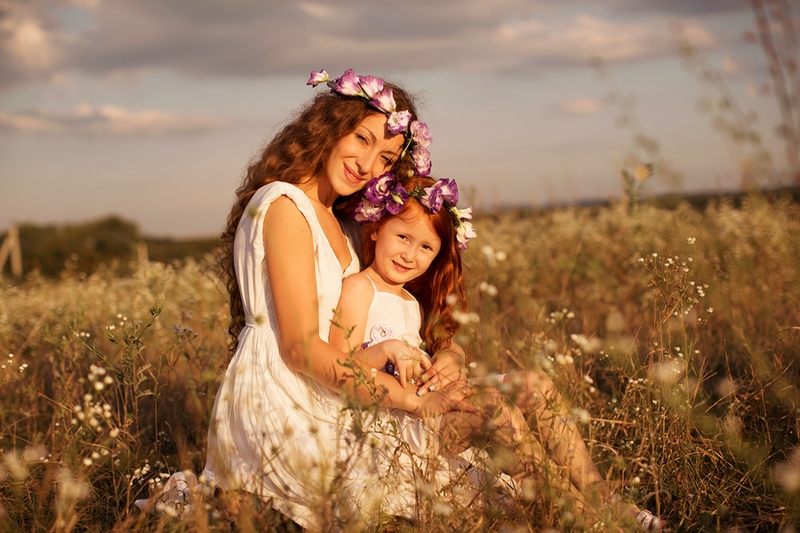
0, 0, 794, 237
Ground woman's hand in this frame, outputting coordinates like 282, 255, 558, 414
383, 340, 431, 389
418, 347, 467, 396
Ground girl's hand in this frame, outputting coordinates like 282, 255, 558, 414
411, 386, 476, 418
418, 348, 466, 396
382, 340, 431, 389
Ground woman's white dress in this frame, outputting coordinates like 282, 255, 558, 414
202, 183, 467, 529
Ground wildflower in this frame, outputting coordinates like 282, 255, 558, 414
686, 237, 696, 245
109, 428, 120, 439
468, 361, 477, 369
432, 502, 453, 515
82, 457, 92, 466
707, 307, 714, 314
773, 447, 800, 492
479, 282, 498, 296
94, 382, 104, 391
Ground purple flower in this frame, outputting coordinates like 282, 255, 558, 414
437, 177, 459, 205
333, 68, 364, 97
369, 88, 396, 115
387, 110, 412, 135
354, 198, 385, 223
411, 145, 432, 176
409, 121, 432, 147
358, 75, 384, 99
420, 178, 458, 212
364, 173, 396, 203
386, 183, 409, 214
307, 70, 330, 87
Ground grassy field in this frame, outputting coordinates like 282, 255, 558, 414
1, 193, 799, 532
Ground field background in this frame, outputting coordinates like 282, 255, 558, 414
1, 190, 799, 532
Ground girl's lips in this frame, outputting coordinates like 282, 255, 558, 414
392, 260, 411, 272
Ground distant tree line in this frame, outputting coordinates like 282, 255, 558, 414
0, 216, 219, 278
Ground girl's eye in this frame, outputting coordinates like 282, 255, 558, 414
381, 156, 393, 166
356, 134, 368, 144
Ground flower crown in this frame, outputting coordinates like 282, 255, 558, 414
307, 68, 432, 176
353, 173, 477, 250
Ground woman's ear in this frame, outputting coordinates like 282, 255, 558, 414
370, 231, 378, 242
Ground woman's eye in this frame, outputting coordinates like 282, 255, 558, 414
382, 156, 393, 166
356, 134, 368, 144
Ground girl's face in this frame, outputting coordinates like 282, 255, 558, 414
370, 214, 441, 289
325, 114, 405, 197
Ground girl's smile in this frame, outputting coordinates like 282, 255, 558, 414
366, 214, 441, 295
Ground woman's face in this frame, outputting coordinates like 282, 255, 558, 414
325, 113, 405, 197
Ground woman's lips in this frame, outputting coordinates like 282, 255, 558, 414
343, 164, 361, 184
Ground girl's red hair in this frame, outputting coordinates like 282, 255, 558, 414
360, 176, 467, 354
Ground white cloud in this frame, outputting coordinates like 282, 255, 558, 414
560, 97, 603, 115
0, 103, 229, 136
0, 0, 730, 87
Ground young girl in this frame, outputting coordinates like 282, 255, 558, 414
331, 174, 668, 531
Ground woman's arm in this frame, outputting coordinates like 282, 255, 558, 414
263, 198, 446, 411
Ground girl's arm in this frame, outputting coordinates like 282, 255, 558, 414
264, 198, 447, 411
418, 343, 468, 395
331, 273, 430, 388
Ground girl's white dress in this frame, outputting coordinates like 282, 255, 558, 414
202, 183, 464, 529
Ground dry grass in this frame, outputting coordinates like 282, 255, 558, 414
1, 193, 799, 532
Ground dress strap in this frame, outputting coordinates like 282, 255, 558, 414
363, 273, 379, 292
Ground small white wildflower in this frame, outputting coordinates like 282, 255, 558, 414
686, 237, 696, 245
94, 382, 104, 391
109, 428, 120, 439
707, 307, 714, 314
583, 375, 594, 385
103, 375, 113, 385
91, 452, 100, 460
82, 457, 92, 466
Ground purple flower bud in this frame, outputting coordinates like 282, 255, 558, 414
358, 75, 384, 99
369, 88, 397, 115
385, 183, 409, 214
307, 70, 330, 87
410, 121, 432, 147
334, 68, 364, 97
411, 145, 432, 176
421, 183, 443, 213
455, 219, 477, 249
365, 173, 396, 203
386, 110, 412, 135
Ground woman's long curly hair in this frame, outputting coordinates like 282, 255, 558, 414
221, 84, 419, 351
360, 176, 467, 355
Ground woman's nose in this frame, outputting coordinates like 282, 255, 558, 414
356, 150, 378, 177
